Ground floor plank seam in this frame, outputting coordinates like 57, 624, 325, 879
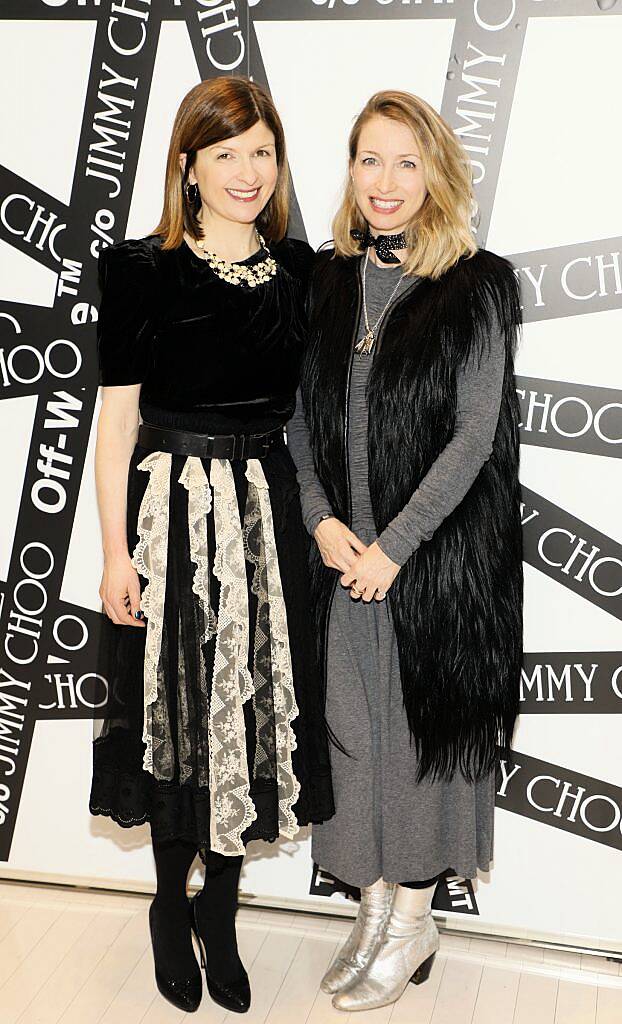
12, 904, 99, 1024
58, 910, 145, 1024
3, 892, 621, 1024
469, 960, 486, 1024
0, 903, 64, 998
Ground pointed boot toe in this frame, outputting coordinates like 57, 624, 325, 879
331, 911, 439, 1012
320, 883, 395, 995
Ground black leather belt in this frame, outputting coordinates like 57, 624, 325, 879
138, 422, 284, 460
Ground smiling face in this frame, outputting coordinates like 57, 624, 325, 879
351, 114, 427, 235
184, 119, 279, 227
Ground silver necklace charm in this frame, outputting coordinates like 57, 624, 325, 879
355, 247, 406, 355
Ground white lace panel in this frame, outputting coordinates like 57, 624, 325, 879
208, 458, 257, 854
245, 460, 301, 838
131, 451, 172, 776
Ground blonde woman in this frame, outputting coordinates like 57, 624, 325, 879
89, 77, 334, 1015
288, 90, 523, 1011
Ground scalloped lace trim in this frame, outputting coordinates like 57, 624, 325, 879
208, 458, 257, 853
179, 457, 218, 644
131, 451, 171, 775
243, 480, 277, 782
246, 459, 301, 838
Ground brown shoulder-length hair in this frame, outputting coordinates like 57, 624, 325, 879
154, 76, 289, 249
333, 90, 477, 279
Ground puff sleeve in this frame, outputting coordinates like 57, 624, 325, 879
96, 239, 158, 386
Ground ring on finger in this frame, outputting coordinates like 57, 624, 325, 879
376, 591, 386, 600
350, 586, 363, 598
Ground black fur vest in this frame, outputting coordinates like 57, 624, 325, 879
301, 247, 524, 782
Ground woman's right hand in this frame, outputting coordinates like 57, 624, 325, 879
99, 553, 146, 627
313, 517, 367, 572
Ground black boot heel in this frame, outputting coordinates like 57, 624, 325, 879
190, 893, 251, 1014
411, 951, 436, 986
149, 900, 202, 1012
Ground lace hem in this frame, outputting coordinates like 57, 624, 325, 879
90, 760, 334, 843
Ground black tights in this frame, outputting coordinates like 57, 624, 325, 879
153, 836, 197, 904
152, 837, 244, 982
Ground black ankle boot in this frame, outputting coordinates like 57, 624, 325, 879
190, 893, 251, 1013
149, 898, 202, 1012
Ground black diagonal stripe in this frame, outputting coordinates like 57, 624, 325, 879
510, 238, 622, 322
0, 166, 70, 273
521, 485, 622, 623
185, 0, 248, 81
0, 589, 107, 722
497, 749, 622, 854
433, 876, 479, 916
440, 3, 527, 246
0, 4, 162, 860
521, 652, 622, 714
517, 376, 622, 459
38, 603, 109, 721
247, 8, 307, 242
0, 304, 83, 401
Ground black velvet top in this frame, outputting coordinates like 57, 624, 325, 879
96, 234, 314, 435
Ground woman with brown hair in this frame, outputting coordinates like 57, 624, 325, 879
288, 90, 523, 1011
88, 76, 334, 1015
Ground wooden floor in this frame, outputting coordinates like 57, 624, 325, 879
0, 881, 621, 1024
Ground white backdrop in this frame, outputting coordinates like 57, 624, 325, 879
0, 1, 621, 955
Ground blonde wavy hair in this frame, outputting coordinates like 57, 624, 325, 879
333, 90, 477, 279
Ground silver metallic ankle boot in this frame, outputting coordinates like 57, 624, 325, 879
320, 883, 395, 994
331, 906, 439, 1011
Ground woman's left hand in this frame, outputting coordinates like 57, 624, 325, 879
340, 541, 400, 602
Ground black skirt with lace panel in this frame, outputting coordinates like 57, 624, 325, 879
88, 234, 335, 857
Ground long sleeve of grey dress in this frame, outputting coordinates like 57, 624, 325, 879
287, 258, 508, 886
287, 285, 505, 561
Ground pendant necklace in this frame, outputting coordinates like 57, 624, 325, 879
355, 246, 406, 355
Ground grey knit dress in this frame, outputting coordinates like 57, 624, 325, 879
287, 257, 506, 887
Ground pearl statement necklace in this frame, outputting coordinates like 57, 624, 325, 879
193, 229, 277, 288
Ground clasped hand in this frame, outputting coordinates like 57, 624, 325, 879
313, 517, 400, 602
